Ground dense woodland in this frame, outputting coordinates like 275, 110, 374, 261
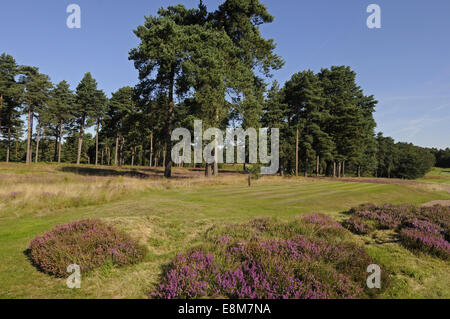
0, 1, 446, 179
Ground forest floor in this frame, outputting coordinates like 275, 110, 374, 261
0, 163, 449, 298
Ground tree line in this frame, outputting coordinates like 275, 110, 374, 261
430, 148, 450, 168
0, 0, 444, 179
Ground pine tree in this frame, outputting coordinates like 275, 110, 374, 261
105, 87, 135, 166
319, 66, 376, 177
130, 5, 202, 177
284, 71, 334, 177
262, 81, 288, 175
22, 68, 52, 165
48, 81, 74, 164
93, 91, 107, 166
74, 72, 103, 165
0, 53, 23, 162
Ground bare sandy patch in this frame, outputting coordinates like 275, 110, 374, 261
420, 200, 450, 207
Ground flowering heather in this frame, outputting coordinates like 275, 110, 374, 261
301, 213, 344, 230
29, 219, 146, 277
151, 250, 218, 299
342, 217, 373, 235
151, 219, 379, 299
401, 218, 443, 235
399, 228, 450, 260
343, 204, 450, 259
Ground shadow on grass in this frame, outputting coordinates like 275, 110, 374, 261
61, 166, 150, 179
62, 166, 245, 179
189, 167, 247, 175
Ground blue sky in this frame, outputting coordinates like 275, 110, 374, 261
1, 0, 449, 149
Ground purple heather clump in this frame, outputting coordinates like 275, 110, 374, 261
355, 209, 402, 229
302, 213, 344, 229
401, 218, 444, 235
151, 250, 219, 299
342, 217, 373, 235
151, 220, 369, 299
29, 219, 146, 277
343, 204, 450, 259
399, 228, 450, 259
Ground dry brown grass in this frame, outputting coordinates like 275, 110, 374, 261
0, 163, 298, 218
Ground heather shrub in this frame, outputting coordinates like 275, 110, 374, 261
342, 217, 374, 235
343, 204, 450, 259
399, 228, 450, 260
151, 250, 218, 299
152, 218, 386, 299
29, 219, 146, 277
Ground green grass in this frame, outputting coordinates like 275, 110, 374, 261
419, 167, 450, 184
0, 164, 449, 298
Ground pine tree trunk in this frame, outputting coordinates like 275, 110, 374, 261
212, 108, 219, 177
342, 161, 345, 177
333, 162, 336, 177
213, 159, 218, 177
213, 144, 219, 177
95, 119, 99, 166
337, 162, 341, 178
15, 139, 18, 161
0, 95, 3, 162
316, 155, 319, 177
58, 119, 63, 165
279, 161, 284, 176
357, 165, 361, 177
53, 134, 58, 162
205, 163, 213, 177
35, 116, 41, 163
295, 127, 299, 177
163, 144, 166, 170
6, 127, 11, 163
164, 66, 175, 178
0, 95, 3, 137
26, 109, 32, 165
101, 148, 104, 165
304, 158, 308, 177
131, 147, 135, 167
119, 136, 124, 166
149, 131, 153, 168
0, 95, 3, 155
76, 117, 85, 165
114, 132, 119, 166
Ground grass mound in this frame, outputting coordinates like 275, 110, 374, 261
29, 219, 146, 277
343, 204, 450, 259
151, 215, 387, 299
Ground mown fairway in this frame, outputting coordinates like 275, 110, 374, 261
419, 167, 450, 184
1, 163, 450, 298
